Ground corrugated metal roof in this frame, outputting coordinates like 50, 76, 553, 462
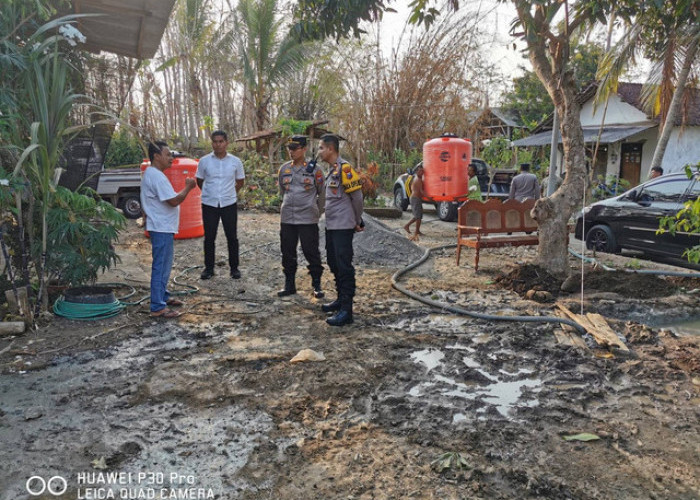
66, 0, 177, 59
512, 125, 656, 147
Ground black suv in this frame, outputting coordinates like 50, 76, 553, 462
393, 158, 516, 221
575, 171, 700, 261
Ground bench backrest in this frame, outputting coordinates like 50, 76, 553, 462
458, 198, 538, 234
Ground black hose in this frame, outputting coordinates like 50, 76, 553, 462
391, 244, 587, 334
568, 247, 700, 278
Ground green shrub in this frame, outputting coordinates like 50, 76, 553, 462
237, 151, 281, 210
104, 129, 144, 168
43, 186, 126, 286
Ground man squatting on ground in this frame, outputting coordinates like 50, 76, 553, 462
318, 134, 364, 327
403, 163, 424, 241
196, 130, 245, 280
141, 141, 196, 319
276, 135, 326, 298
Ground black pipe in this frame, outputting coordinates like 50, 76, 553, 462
391, 244, 588, 334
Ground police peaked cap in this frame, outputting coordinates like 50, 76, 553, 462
288, 135, 308, 147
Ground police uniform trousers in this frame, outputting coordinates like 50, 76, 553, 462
280, 223, 323, 281
202, 203, 239, 272
325, 228, 355, 311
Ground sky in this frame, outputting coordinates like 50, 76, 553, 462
366, 0, 530, 103
377, 0, 527, 72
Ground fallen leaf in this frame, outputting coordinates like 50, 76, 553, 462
91, 456, 108, 469
563, 433, 601, 442
290, 349, 326, 363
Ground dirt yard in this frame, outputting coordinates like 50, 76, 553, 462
1, 208, 699, 500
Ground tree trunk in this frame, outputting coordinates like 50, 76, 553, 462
650, 33, 699, 169
514, 0, 589, 277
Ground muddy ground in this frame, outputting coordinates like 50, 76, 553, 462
1, 208, 699, 500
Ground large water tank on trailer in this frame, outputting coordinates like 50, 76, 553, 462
141, 157, 204, 239
422, 134, 472, 202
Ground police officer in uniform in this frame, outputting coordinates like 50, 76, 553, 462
277, 135, 326, 298
318, 134, 363, 326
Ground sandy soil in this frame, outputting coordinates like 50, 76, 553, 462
1, 208, 699, 500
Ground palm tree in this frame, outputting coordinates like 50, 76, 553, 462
596, 1, 700, 169
234, 0, 309, 133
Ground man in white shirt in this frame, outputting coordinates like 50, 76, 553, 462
195, 130, 245, 279
141, 141, 196, 318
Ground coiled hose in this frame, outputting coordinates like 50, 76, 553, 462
53, 270, 200, 320
53, 296, 126, 320
391, 244, 587, 334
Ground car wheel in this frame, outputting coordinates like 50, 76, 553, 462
585, 224, 618, 253
394, 187, 409, 211
437, 201, 458, 222
118, 194, 142, 219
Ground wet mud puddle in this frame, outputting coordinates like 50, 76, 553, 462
409, 345, 542, 421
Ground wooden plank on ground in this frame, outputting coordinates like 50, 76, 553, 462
585, 313, 629, 352
556, 304, 620, 350
556, 304, 597, 332
553, 328, 589, 350
553, 311, 590, 350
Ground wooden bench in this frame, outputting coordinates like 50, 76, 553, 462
456, 198, 539, 271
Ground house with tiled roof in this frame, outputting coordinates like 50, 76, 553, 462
513, 82, 700, 186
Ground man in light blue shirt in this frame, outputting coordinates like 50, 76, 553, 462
195, 130, 245, 279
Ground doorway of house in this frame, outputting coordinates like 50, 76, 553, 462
620, 143, 642, 186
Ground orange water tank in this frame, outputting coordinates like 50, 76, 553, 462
141, 157, 204, 239
422, 134, 472, 201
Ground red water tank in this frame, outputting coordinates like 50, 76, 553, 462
422, 134, 472, 201
141, 157, 204, 239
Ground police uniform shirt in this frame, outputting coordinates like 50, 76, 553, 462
324, 157, 364, 230
278, 160, 325, 224
509, 172, 541, 201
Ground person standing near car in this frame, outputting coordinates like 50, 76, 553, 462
276, 135, 326, 298
509, 163, 540, 201
467, 164, 482, 200
196, 130, 245, 280
141, 141, 196, 318
403, 163, 424, 240
319, 134, 363, 327
649, 166, 663, 179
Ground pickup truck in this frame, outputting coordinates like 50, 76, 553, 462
393, 158, 516, 221
96, 167, 143, 218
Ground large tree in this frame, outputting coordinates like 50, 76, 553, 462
506, 0, 613, 275
502, 40, 604, 128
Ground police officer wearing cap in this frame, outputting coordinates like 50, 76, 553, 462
277, 135, 326, 298
318, 134, 363, 326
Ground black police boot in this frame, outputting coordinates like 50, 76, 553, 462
312, 278, 324, 299
277, 275, 296, 297
321, 299, 341, 313
326, 308, 353, 326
